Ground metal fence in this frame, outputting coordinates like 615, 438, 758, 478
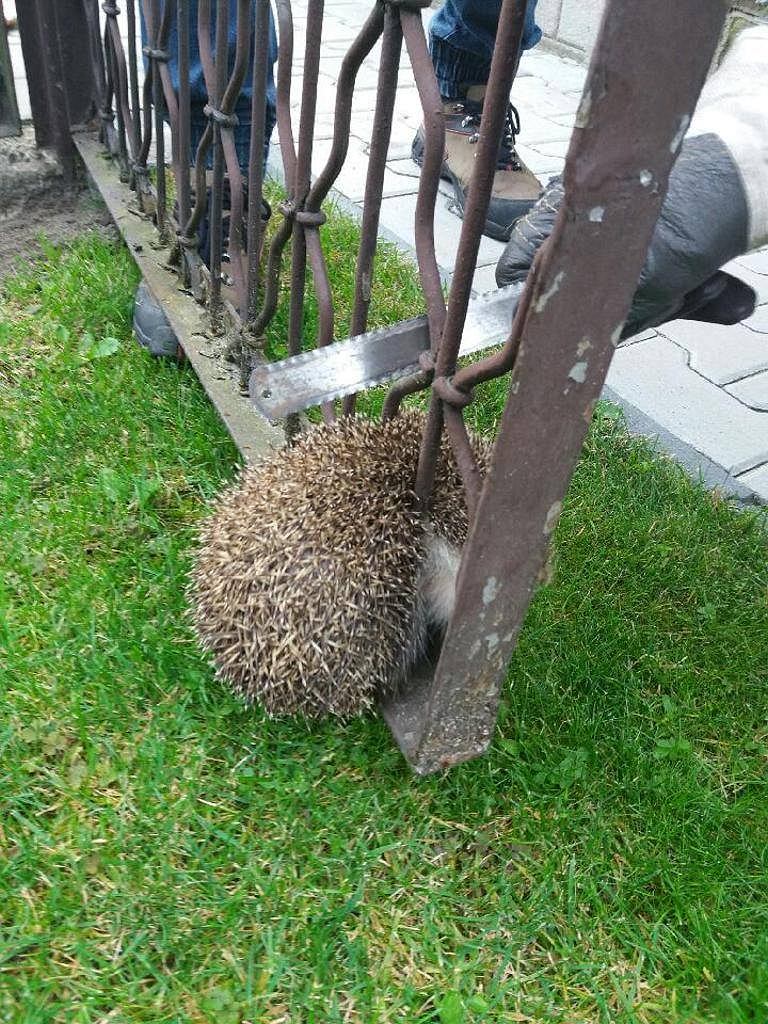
17, 0, 728, 773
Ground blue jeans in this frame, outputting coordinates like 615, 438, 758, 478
144, 2, 539, 172
430, 0, 541, 99
141, 2, 277, 172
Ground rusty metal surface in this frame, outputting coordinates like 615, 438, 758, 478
382, 0, 729, 775
414, 0, 526, 518
17, 0, 99, 172
0, 2, 21, 138
345, 5, 402, 416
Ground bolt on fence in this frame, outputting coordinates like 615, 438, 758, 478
19, 0, 728, 773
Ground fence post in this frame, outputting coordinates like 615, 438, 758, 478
16, 0, 100, 176
382, 0, 730, 775
0, 1, 21, 137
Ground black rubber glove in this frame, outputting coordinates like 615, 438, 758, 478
495, 134, 757, 340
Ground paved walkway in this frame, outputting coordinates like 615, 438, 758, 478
7, 4, 768, 500
283, 1, 768, 503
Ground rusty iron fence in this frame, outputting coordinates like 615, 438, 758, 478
16, 0, 728, 773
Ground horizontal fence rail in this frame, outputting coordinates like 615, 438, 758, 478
17, 0, 728, 772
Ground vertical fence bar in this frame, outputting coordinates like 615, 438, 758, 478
143, 0, 168, 237
176, 0, 192, 240
286, 0, 324, 362
382, 0, 729, 774
0, 2, 21, 138
125, 0, 142, 156
104, 3, 131, 180
295, 4, 385, 421
17, 0, 99, 175
343, 4, 403, 416
208, 0, 229, 318
381, 6, 446, 422
245, 0, 271, 331
415, 0, 526, 517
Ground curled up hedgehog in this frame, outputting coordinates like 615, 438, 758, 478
190, 411, 491, 718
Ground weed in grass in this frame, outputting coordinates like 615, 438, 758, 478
1, 223, 767, 1023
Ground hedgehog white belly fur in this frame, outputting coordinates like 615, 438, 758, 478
190, 410, 491, 718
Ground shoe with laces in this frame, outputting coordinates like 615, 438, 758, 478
412, 85, 542, 242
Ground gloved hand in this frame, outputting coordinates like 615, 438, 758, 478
496, 24, 768, 340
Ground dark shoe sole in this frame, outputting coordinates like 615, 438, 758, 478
411, 131, 535, 243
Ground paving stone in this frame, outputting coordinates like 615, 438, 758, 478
518, 50, 588, 92
618, 328, 659, 346
726, 370, 768, 412
516, 112, 574, 147
470, 262, 502, 296
535, 0, 564, 36
526, 138, 570, 158
557, 0, 606, 52
384, 158, 454, 199
736, 461, 768, 501
745, 305, 768, 333
656, 319, 768, 386
606, 335, 768, 474
510, 76, 581, 118
722, 259, 768, 305
515, 143, 565, 181
548, 111, 579, 128
735, 247, 768, 276
378, 191, 506, 274
311, 138, 420, 202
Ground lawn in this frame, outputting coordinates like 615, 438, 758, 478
1, 222, 767, 1024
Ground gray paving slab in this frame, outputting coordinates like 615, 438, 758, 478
512, 112, 575, 146
726, 371, 768, 412
509, 75, 582, 118
722, 259, 768, 305
744, 305, 768, 332
606, 335, 768, 475
515, 143, 565, 181
470, 263, 501, 296
311, 138, 420, 203
656, 320, 768, 386
737, 461, 768, 500
378, 191, 507, 275
735, 250, 768, 276
518, 50, 588, 93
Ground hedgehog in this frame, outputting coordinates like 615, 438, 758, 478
189, 410, 492, 718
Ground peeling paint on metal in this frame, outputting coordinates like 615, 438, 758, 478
534, 271, 565, 313
583, 397, 598, 424
589, 206, 604, 222
544, 500, 563, 536
670, 113, 690, 153
639, 169, 653, 187
577, 336, 592, 356
575, 88, 592, 128
568, 360, 588, 383
483, 576, 499, 606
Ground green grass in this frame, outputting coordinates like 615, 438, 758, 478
1, 221, 767, 1024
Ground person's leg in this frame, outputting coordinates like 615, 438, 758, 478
413, 0, 543, 242
167, 0, 278, 173
135, 2, 277, 355
429, 0, 540, 99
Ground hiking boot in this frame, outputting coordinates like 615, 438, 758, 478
133, 280, 180, 359
412, 85, 542, 242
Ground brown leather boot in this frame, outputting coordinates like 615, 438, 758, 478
412, 85, 542, 242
